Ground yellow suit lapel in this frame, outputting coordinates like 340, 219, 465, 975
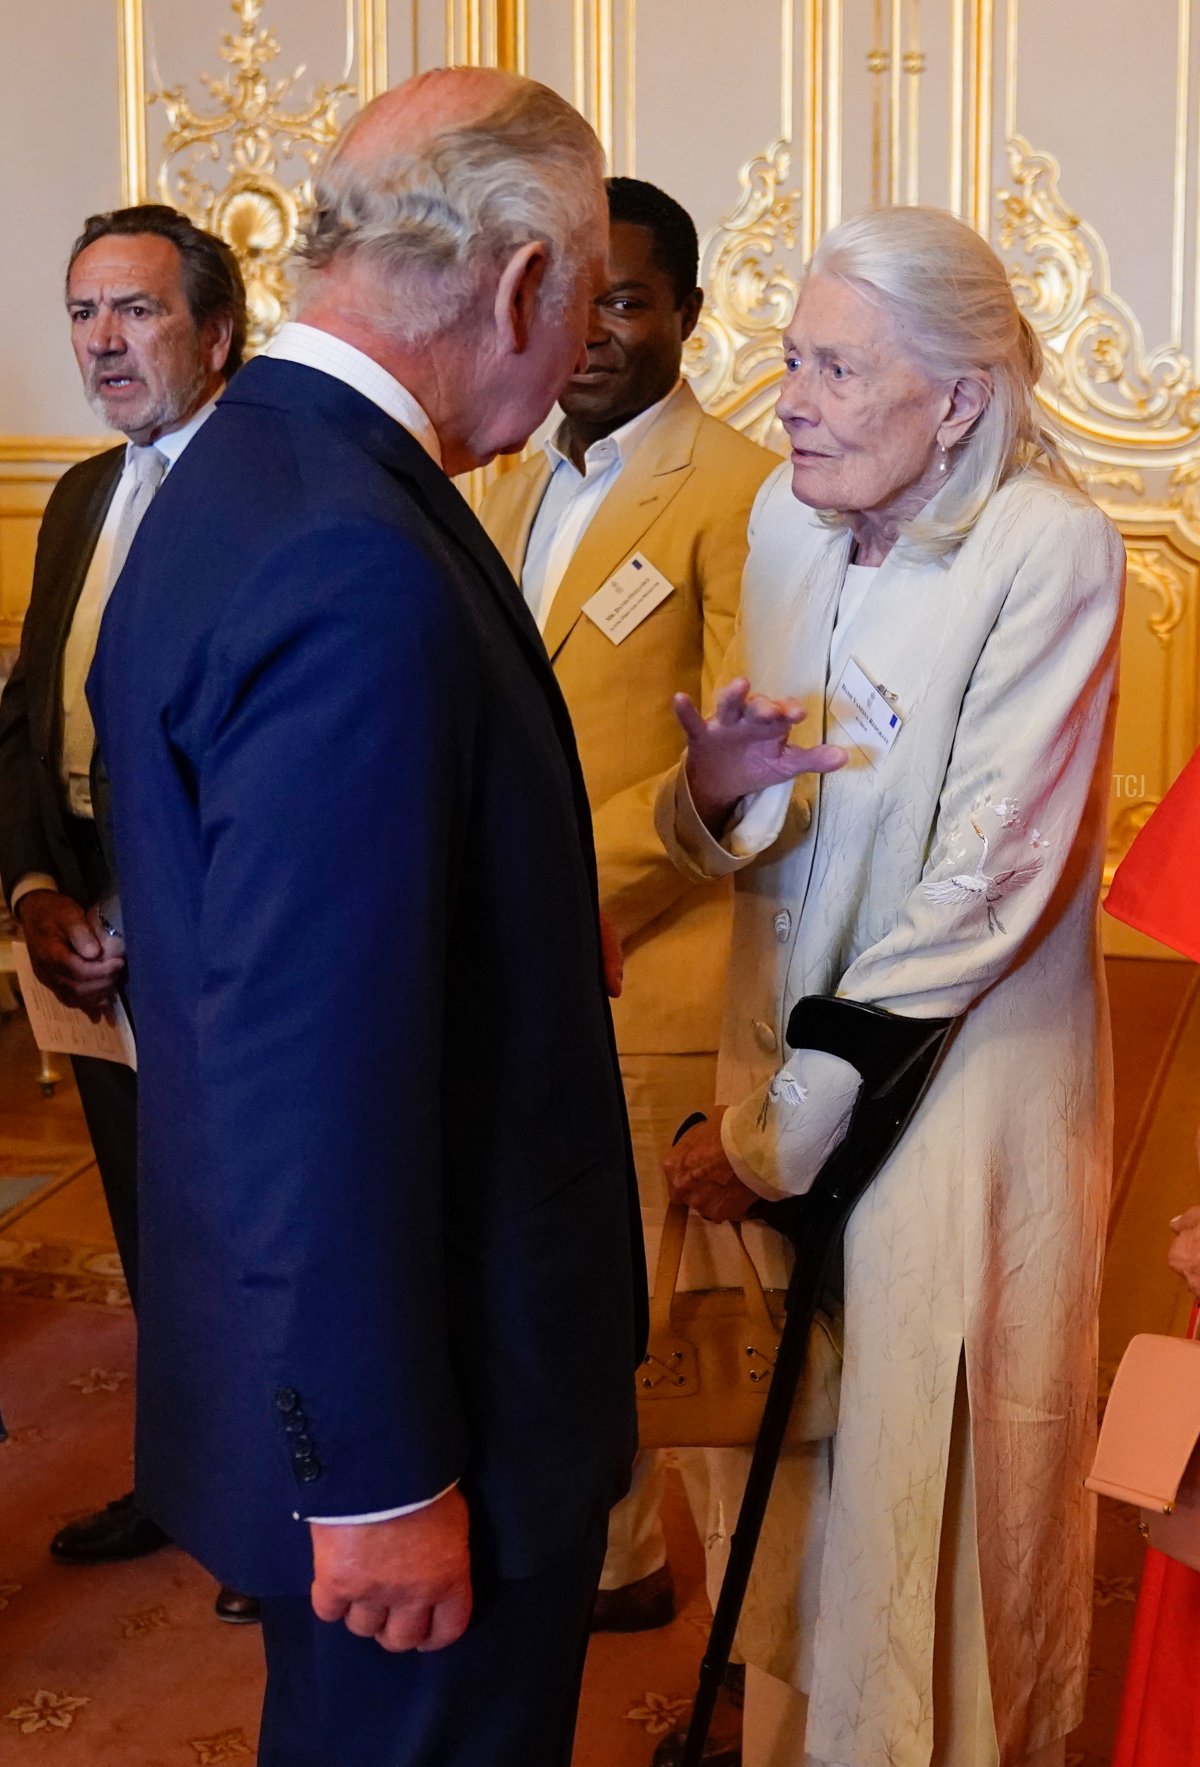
541, 382, 706, 662
485, 454, 551, 580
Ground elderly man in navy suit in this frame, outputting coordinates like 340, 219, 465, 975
88, 69, 645, 1766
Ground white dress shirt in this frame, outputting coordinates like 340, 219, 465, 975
10, 397, 218, 911
265, 321, 452, 1528
520, 383, 679, 630
263, 321, 442, 466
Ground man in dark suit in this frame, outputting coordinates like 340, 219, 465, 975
88, 69, 645, 1766
0, 207, 254, 1615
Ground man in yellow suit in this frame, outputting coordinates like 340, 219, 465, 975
481, 177, 776, 1632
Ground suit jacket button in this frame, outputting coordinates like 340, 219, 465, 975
752, 1019, 778, 1053
291, 1434, 315, 1456
297, 1457, 322, 1482
275, 1388, 300, 1414
285, 1412, 308, 1434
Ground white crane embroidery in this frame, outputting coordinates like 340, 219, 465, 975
922, 818, 1044, 935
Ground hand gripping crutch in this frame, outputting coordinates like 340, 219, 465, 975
675, 995, 955, 1767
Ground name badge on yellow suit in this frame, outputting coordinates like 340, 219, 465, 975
828, 656, 904, 768
583, 551, 675, 645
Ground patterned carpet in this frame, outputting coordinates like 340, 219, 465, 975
0, 958, 1197, 1764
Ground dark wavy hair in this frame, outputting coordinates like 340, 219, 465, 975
67, 204, 249, 377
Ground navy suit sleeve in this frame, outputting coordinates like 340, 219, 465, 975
192, 522, 472, 1516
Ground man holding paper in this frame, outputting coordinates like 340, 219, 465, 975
481, 176, 775, 1633
0, 205, 247, 1598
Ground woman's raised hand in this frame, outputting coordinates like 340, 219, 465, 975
674, 678, 847, 834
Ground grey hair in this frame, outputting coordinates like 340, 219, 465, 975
805, 205, 1077, 560
296, 75, 606, 345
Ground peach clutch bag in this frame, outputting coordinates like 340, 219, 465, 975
1087, 1333, 1200, 1570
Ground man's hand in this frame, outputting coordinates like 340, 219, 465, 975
16, 889, 125, 1019
674, 678, 847, 835
310, 1486, 472, 1653
599, 911, 624, 999
663, 1107, 759, 1223
1168, 1132, 1200, 1301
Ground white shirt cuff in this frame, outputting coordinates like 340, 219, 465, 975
306, 1480, 458, 1524
10, 873, 60, 913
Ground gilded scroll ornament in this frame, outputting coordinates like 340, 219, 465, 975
684, 141, 800, 449
996, 136, 1200, 448
1125, 545, 1187, 647
150, 0, 355, 350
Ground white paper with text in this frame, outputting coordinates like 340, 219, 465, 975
11, 942, 137, 1069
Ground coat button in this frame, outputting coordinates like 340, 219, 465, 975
275, 1388, 300, 1414
291, 1434, 315, 1456
285, 1412, 308, 1434
297, 1457, 322, 1483
773, 910, 792, 943
752, 1019, 778, 1053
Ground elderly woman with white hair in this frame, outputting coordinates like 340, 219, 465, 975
655, 206, 1124, 1767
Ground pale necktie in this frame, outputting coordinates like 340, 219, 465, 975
62, 443, 167, 817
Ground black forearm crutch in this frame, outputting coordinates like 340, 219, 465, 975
676, 996, 955, 1767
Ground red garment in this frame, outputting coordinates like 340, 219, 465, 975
1105, 748, 1200, 960
1111, 1306, 1200, 1764
1112, 1549, 1200, 1763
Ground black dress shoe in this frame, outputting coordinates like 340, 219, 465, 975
591, 1562, 675, 1633
50, 1492, 172, 1564
214, 1586, 261, 1624
650, 1665, 744, 1766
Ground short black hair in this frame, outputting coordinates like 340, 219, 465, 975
606, 177, 699, 307
67, 204, 249, 377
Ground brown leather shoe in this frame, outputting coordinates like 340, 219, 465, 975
214, 1586, 261, 1625
591, 1562, 675, 1632
50, 1492, 171, 1564
650, 1666, 744, 1766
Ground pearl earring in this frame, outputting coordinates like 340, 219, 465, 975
937, 442, 949, 475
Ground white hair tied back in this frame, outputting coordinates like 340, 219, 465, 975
807, 205, 1077, 560
298, 77, 606, 347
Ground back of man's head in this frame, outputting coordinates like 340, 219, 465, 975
605, 177, 699, 307
67, 204, 249, 376
297, 69, 606, 345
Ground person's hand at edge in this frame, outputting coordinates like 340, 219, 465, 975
16, 889, 125, 1019
310, 1485, 472, 1653
663, 1106, 758, 1223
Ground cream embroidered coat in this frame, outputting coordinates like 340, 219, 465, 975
657, 465, 1125, 1765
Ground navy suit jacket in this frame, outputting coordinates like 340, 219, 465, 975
88, 357, 645, 1595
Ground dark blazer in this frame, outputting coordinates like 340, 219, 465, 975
0, 446, 124, 907
88, 358, 646, 1596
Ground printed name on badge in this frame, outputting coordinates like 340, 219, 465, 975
582, 552, 676, 645
828, 656, 904, 768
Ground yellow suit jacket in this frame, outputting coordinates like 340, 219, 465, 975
481, 381, 777, 1055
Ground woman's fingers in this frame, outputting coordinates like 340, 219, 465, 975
778, 742, 849, 778
713, 678, 751, 725
672, 691, 708, 742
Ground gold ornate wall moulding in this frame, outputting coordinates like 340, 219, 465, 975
997, 136, 1200, 453
1126, 545, 1188, 649
685, 141, 800, 449
120, 0, 389, 352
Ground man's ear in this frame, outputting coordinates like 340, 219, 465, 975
679, 285, 704, 344
202, 310, 236, 378
494, 241, 551, 356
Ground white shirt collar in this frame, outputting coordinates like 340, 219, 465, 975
132, 393, 219, 471
264, 321, 443, 468
543, 380, 681, 478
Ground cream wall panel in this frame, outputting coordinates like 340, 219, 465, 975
0, 0, 122, 437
